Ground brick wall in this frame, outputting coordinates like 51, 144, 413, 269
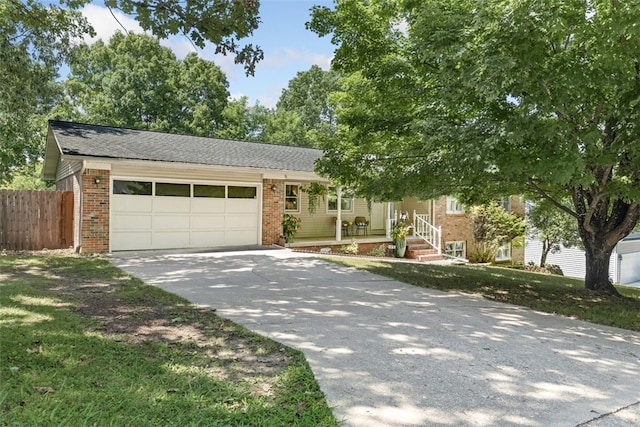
262, 179, 285, 246
435, 196, 525, 263
434, 196, 475, 253
80, 169, 110, 253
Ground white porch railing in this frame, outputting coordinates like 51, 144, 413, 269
413, 210, 442, 254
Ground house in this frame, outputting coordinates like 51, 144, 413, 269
42, 120, 524, 264
525, 233, 640, 286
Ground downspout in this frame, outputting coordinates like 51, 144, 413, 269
78, 162, 85, 253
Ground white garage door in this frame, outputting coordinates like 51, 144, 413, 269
110, 180, 260, 251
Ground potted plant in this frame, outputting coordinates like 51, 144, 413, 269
391, 221, 412, 258
301, 182, 328, 214
282, 213, 301, 243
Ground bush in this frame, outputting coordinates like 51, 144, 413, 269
341, 239, 358, 255
523, 262, 564, 276
367, 245, 386, 257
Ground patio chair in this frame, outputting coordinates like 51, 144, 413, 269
332, 217, 352, 236
354, 216, 369, 236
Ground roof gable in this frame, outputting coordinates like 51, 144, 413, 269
45, 120, 323, 174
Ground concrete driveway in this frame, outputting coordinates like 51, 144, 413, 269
111, 248, 640, 427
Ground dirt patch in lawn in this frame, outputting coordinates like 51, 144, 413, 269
2, 249, 292, 387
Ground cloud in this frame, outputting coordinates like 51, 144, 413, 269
81, 4, 196, 59
259, 48, 332, 71
81, 4, 142, 43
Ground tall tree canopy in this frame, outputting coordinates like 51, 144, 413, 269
1, 0, 261, 183
274, 65, 340, 147
61, 32, 229, 136
0, 0, 90, 184
309, 0, 640, 294
63, 0, 263, 74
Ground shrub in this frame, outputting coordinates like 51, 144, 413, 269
341, 239, 358, 255
368, 245, 386, 257
282, 214, 301, 242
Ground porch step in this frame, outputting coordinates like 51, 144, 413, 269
406, 238, 444, 262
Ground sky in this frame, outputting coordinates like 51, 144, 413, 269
78, 0, 336, 108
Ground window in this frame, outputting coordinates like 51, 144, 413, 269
156, 182, 190, 197
228, 186, 257, 199
496, 197, 511, 212
113, 180, 152, 195
327, 187, 353, 212
285, 184, 300, 211
495, 242, 511, 261
445, 241, 466, 258
194, 184, 225, 198
446, 197, 465, 214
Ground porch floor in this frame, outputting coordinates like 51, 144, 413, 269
286, 233, 391, 249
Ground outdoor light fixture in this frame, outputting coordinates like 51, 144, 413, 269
94, 177, 101, 184
271, 184, 277, 192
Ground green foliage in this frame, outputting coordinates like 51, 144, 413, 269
99, 0, 263, 75
390, 221, 412, 241
309, 0, 640, 293
59, 33, 229, 136
0, 0, 91, 184
469, 202, 526, 263
0, 254, 337, 425
528, 199, 582, 266
367, 245, 387, 257
326, 257, 640, 331
216, 97, 272, 141
282, 214, 301, 242
274, 65, 340, 147
301, 182, 329, 214
340, 239, 358, 255
2, 0, 262, 184
0, 162, 53, 190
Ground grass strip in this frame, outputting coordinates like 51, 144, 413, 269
323, 257, 640, 331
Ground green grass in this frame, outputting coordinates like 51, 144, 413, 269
324, 257, 640, 331
0, 254, 338, 426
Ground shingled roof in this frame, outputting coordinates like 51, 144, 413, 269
45, 120, 323, 174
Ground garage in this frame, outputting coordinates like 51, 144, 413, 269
111, 179, 260, 251
617, 232, 640, 286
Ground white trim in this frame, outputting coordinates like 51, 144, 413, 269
445, 241, 466, 258
62, 156, 321, 181
284, 183, 301, 213
84, 160, 112, 170
446, 196, 465, 214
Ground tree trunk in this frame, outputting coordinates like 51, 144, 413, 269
583, 243, 619, 296
540, 238, 549, 266
570, 186, 640, 296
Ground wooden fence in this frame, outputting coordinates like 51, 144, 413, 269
0, 190, 73, 251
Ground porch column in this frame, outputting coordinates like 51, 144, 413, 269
335, 186, 342, 241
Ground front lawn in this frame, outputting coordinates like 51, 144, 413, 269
0, 253, 337, 426
324, 257, 640, 331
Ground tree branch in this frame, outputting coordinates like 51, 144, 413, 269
527, 178, 578, 218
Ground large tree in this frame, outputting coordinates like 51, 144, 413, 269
274, 65, 340, 147
309, 0, 640, 295
0, 0, 90, 184
60, 32, 229, 136
1, 0, 261, 183
528, 199, 582, 267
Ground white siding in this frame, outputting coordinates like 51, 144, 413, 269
525, 238, 640, 285
616, 237, 640, 285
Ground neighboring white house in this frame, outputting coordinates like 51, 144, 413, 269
525, 232, 640, 287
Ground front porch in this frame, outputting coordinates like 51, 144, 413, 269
287, 233, 390, 249
286, 233, 444, 262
